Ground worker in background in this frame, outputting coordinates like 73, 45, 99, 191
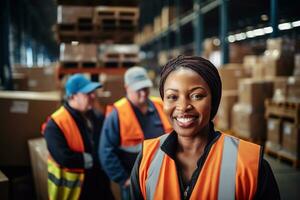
43, 74, 114, 200
130, 56, 280, 199
99, 66, 172, 200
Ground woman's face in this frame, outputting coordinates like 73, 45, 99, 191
163, 67, 212, 138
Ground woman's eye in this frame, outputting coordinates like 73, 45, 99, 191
191, 93, 204, 100
165, 94, 177, 101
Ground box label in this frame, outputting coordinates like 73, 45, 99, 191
283, 124, 292, 135
10, 101, 29, 114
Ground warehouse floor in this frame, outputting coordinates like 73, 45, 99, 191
265, 155, 300, 200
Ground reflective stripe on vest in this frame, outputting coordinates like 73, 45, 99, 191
218, 136, 239, 200
145, 134, 168, 200
49, 106, 85, 200
114, 97, 171, 153
141, 133, 260, 200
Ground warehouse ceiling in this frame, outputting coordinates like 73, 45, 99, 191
8, 0, 300, 59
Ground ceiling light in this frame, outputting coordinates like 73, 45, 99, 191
213, 38, 220, 46
71, 41, 79, 46
228, 35, 235, 43
235, 33, 246, 41
261, 14, 268, 21
253, 28, 265, 36
278, 23, 292, 30
292, 20, 300, 27
263, 27, 273, 34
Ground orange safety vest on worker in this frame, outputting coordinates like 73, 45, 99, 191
47, 106, 85, 200
139, 133, 261, 200
113, 97, 172, 153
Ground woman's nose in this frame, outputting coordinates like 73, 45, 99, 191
176, 98, 192, 111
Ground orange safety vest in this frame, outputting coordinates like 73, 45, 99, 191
47, 106, 85, 200
113, 97, 172, 153
139, 133, 261, 200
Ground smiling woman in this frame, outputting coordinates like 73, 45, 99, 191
130, 55, 280, 200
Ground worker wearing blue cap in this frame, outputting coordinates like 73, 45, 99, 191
43, 74, 114, 200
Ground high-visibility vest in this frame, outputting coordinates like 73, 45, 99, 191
48, 106, 85, 200
113, 97, 172, 153
139, 133, 261, 200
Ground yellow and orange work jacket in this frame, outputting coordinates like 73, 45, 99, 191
47, 106, 85, 200
110, 97, 172, 153
139, 133, 261, 200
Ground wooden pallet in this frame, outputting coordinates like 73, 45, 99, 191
60, 61, 98, 69
264, 145, 300, 168
264, 142, 280, 158
265, 99, 300, 123
277, 149, 300, 168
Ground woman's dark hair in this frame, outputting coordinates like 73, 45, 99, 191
159, 55, 222, 120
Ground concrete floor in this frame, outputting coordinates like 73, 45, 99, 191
265, 155, 300, 200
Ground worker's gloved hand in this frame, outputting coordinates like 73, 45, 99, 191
83, 153, 93, 169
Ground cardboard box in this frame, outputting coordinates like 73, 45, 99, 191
96, 75, 126, 113
262, 56, 294, 78
28, 138, 48, 200
294, 54, 300, 76
231, 103, 266, 141
266, 118, 281, 150
216, 90, 238, 130
268, 77, 288, 102
0, 91, 61, 166
57, 6, 93, 24
161, 6, 176, 29
287, 76, 300, 101
282, 121, 299, 157
238, 79, 273, 112
218, 65, 250, 90
13, 67, 57, 92
0, 170, 9, 200
243, 55, 259, 71
252, 64, 265, 79
229, 43, 254, 63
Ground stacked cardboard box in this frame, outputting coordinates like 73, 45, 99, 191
266, 117, 281, 150
218, 64, 251, 90
232, 79, 273, 141
258, 38, 295, 78
216, 90, 238, 131
215, 65, 250, 131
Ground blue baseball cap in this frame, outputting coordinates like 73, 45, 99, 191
65, 74, 102, 97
